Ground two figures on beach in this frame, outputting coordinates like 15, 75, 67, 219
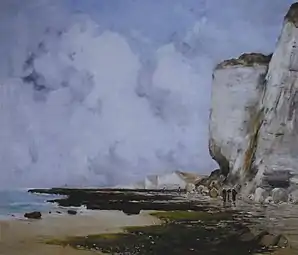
221, 187, 238, 205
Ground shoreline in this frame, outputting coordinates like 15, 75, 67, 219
0, 210, 160, 255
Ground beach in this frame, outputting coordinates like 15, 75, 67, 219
0, 210, 160, 255
0, 188, 297, 254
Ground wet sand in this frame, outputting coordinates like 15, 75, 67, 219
0, 210, 160, 255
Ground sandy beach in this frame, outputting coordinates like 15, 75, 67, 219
0, 210, 160, 255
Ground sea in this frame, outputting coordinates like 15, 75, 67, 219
0, 189, 65, 219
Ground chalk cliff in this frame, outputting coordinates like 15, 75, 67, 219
210, 53, 270, 179
210, 3, 298, 195
115, 171, 204, 190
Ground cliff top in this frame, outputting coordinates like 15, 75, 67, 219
215, 53, 272, 70
285, 2, 298, 27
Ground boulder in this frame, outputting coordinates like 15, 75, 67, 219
209, 180, 221, 190
259, 233, 279, 247
276, 234, 288, 248
123, 207, 141, 215
201, 186, 210, 196
209, 187, 219, 198
264, 196, 273, 204
254, 187, 269, 203
289, 189, 298, 204
186, 183, 196, 193
272, 188, 288, 204
67, 210, 77, 215
258, 233, 288, 248
248, 194, 255, 201
262, 170, 291, 189
24, 211, 42, 219
196, 185, 205, 193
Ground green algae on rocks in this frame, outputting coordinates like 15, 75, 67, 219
47, 210, 272, 255
150, 210, 232, 222
28, 188, 218, 214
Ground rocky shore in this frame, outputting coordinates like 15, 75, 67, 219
26, 186, 296, 254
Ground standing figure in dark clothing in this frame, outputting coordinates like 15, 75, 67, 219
232, 188, 238, 205
227, 189, 232, 202
222, 188, 227, 204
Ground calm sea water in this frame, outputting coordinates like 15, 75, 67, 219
0, 190, 64, 218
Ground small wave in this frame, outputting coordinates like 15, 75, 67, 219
9, 202, 48, 207
0, 190, 63, 216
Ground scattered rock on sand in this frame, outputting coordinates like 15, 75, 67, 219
123, 207, 141, 215
201, 186, 210, 196
24, 211, 42, 219
254, 187, 269, 203
196, 185, 205, 193
264, 196, 273, 204
248, 194, 255, 201
210, 180, 221, 190
289, 189, 298, 204
195, 169, 225, 190
272, 188, 288, 204
259, 233, 278, 247
67, 210, 77, 215
186, 183, 196, 193
209, 187, 219, 198
196, 184, 208, 195
276, 234, 288, 248
258, 232, 288, 248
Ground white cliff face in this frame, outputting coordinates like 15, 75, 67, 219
210, 3, 298, 197
210, 59, 269, 179
254, 18, 298, 188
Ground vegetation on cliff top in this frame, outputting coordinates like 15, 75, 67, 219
215, 53, 272, 70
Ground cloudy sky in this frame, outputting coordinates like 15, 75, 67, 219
0, 0, 295, 188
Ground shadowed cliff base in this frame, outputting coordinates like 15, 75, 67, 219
208, 139, 230, 177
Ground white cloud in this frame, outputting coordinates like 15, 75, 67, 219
0, 0, 295, 188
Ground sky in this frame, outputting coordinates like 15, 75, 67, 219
0, 0, 295, 188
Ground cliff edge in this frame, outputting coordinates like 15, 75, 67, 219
209, 2, 298, 200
